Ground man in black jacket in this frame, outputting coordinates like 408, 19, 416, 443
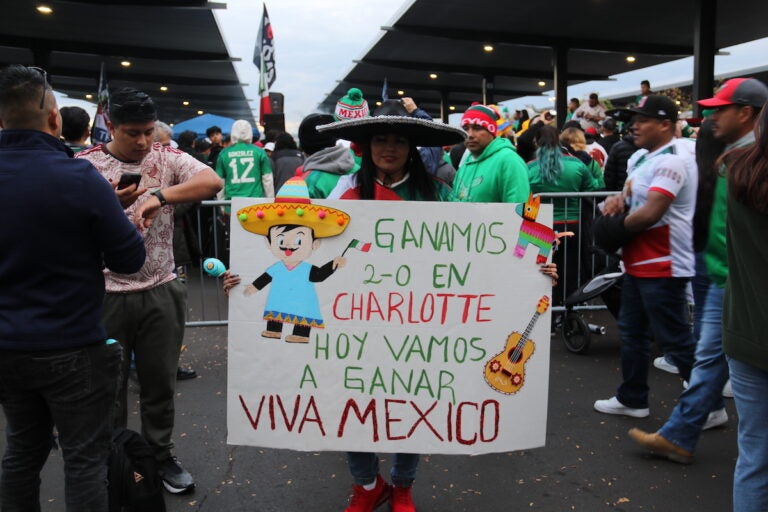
597, 118, 621, 154
0, 64, 146, 511
603, 127, 638, 191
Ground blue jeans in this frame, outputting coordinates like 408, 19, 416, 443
0, 342, 122, 512
659, 284, 727, 452
617, 275, 695, 408
728, 357, 768, 512
347, 452, 419, 487
691, 251, 711, 342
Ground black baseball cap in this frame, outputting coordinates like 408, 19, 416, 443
628, 95, 678, 123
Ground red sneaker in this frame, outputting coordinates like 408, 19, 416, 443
390, 486, 416, 512
345, 474, 392, 512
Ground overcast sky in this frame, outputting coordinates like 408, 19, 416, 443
214, 0, 406, 133
57, 0, 768, 134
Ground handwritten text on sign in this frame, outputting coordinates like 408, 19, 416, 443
227, 198, 552, 455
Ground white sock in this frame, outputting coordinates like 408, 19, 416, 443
362, 480, 377, 491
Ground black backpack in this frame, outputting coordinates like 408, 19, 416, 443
108, 428, 167, 512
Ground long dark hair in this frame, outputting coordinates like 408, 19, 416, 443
533, 125, 563, 184
357, 138, 437, 201
727, 103, 768, 213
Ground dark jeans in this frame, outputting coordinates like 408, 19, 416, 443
103, 279, 186, 461
347, 452, 419, 487
552, 221, 582, 307
0, 342, 122, 512
617, 275, 695, 408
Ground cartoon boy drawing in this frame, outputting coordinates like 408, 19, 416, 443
236, 176, 350, 343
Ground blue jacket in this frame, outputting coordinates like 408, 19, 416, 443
0, 130, 146, 350
411, 107, 447, 176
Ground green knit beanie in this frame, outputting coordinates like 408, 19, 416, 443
335, 88, 369, 121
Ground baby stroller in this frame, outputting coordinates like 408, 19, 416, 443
560, 254, 623, 354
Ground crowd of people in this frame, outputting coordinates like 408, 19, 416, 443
1, 63, 767, 512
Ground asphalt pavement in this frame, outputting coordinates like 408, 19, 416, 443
1, 307, 738, 512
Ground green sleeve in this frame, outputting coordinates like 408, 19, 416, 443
305, 172, 326, 199
580, 161, 599, 191
259, 150, 272, 176
527, 161, 540, 184
435, 180, 453, 201
502, 156, 531, 203
588, 159, 605, 189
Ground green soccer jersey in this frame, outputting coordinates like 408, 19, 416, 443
215, 142, 272, 200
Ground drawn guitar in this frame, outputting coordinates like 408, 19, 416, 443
483, 296, 550, 395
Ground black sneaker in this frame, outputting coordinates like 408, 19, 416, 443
157, 456, 195, 494
176, 367, 197, 381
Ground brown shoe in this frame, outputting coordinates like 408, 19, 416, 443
628, 428, 694, 464
285, 335, 309, 343
261, 330, 281, 339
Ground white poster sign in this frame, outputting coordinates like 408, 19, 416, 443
227, 196, 554, 455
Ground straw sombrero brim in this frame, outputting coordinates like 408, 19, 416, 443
236, 202, 350, 238
316, 116, 467, 146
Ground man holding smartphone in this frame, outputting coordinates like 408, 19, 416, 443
78, 88, 222, 495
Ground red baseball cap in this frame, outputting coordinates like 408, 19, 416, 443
697, 78, 768, 108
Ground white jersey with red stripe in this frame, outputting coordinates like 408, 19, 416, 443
621, 139, 697, 278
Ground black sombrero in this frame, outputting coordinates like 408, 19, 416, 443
316, 115, 467, 147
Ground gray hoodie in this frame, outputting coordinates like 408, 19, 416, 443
303, 144, 358, 199
302, 144, 355, 174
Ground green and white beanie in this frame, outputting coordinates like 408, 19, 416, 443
334, 88, 369, 121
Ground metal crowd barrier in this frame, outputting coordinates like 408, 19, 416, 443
183, 193, 616, 327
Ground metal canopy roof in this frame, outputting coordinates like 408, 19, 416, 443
319, 0, 768, 118
0, 0, 254, 124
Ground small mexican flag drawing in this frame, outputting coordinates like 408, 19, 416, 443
343, 239, 372, 255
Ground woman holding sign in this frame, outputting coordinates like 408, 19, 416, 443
223, 100, 558, 512
320, 100, 468, 512
319, 101, 555, 512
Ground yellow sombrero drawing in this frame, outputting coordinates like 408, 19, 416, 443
236, 175, 350, 238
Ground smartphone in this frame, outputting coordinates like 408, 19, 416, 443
117, 173, 141, 190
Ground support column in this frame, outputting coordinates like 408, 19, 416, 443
482, 76, 495, 105
553, 46, 568, 130
440, 90, 449, 122
693, 0, 716, 117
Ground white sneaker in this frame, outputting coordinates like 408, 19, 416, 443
653, 356, 680, 374
594, 396, 650, 418
722, 379, 733, 398
702, 408, 728, 430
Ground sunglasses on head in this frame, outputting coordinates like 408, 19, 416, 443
110, 92, 154, 113
27, 66, 48, 110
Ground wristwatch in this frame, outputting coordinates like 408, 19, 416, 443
151, 189, 168, 207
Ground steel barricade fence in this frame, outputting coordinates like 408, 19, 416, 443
183, 193, 617, 327
184, 200, 230, 327
537, 191, 615, 313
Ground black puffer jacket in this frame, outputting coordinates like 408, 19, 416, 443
603, 134, 638, 191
